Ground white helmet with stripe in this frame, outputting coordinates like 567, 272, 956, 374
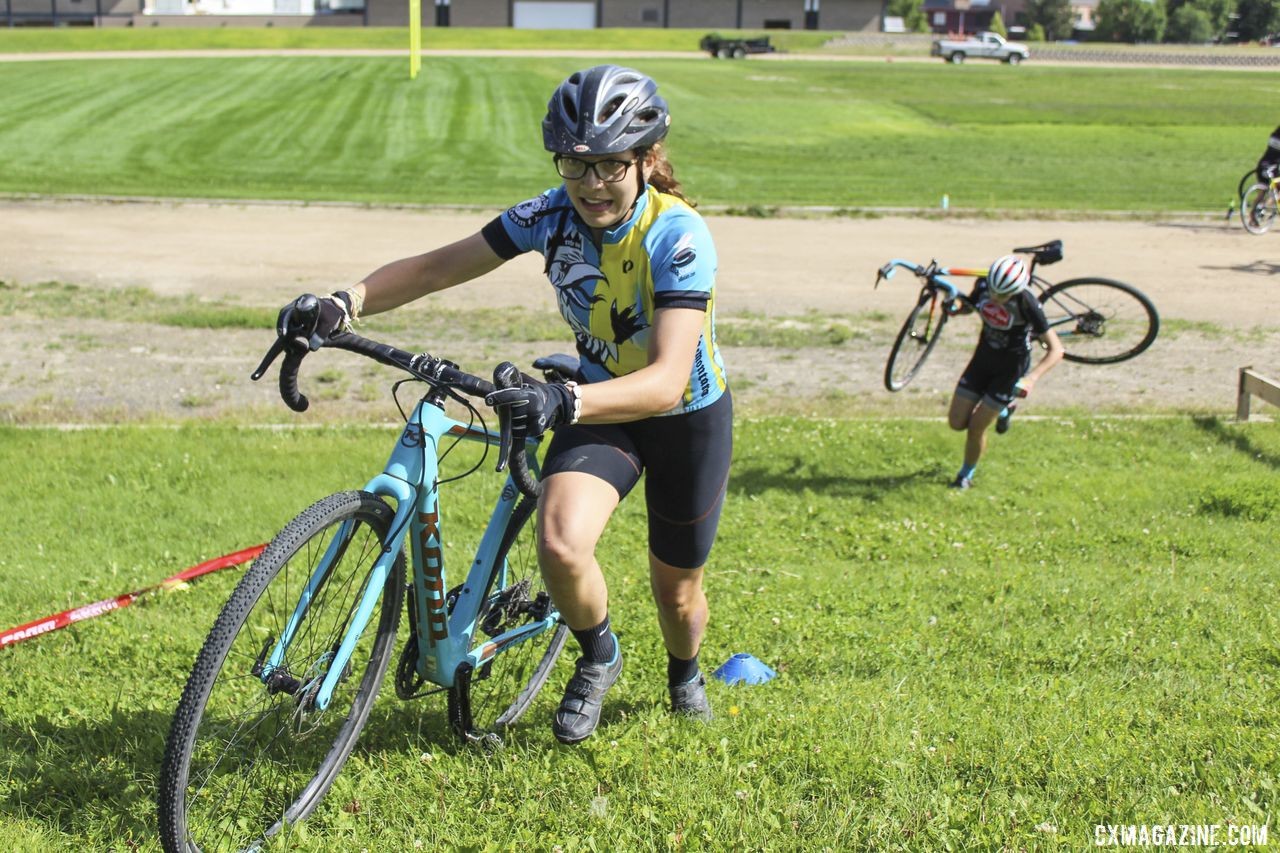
987, 255, 1030, 297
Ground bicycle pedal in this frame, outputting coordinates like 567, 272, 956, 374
463, 729, 504, 751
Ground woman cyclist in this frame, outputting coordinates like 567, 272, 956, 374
275, 66, 731, 744
946, 255, 1063, 490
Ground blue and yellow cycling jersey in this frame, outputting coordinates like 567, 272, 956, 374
481, 184, 728, 415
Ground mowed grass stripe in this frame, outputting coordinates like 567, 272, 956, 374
0, 57, 1275, 209
0, 26, 836, 54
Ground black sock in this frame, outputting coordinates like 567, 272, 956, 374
571, 615, 615, 664
667, 652, 700, 685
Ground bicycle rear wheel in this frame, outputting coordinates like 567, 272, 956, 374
884, 292, 949, 391
1038, 278, 1159, 365
159, 491, 405, 853
448, 496, 567, 741
1241, 183, 1278, 235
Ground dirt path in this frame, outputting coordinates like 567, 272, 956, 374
2, 198, 1277, 420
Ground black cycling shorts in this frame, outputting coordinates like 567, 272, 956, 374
956, 347, 1030, 409
541, 390, 733, 570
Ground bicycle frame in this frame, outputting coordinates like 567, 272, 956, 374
882, 258, 1069, 333
263, 397, 551, 711
879, 241, 1157, 383
878, 258, 974, 301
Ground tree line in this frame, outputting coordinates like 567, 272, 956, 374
887, 0, 1280, 44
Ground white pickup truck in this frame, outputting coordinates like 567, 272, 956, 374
930, 31, 1030, 64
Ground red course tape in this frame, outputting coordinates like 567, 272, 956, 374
0, 544, 266, 649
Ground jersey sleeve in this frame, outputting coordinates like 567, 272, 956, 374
481, 190, 559, 260
644, 208, 718, 311
1022, 291, 1051, 337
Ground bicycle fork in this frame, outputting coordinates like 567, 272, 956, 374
259, 479, 416, 713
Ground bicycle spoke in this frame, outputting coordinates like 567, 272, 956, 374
1039, 278, 1159, 365
449, 497, 567, 738
161, 492, 404, 852
884, 291, 948, 391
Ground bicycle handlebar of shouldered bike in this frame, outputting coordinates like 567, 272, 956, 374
250, 296, 542, 500
875, 259, 993, 304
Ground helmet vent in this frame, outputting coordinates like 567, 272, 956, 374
599, 94, 626, 122
542, 65, 670, 155
560, 92, 579, 124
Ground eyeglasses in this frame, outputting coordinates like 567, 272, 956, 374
553, 155, 637, 183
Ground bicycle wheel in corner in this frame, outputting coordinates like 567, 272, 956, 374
1241, 183, 1278, 235
158, 491, 405, 853
1038, 278, 1159, 365
448, 496, 567, 740
884, 292, 950, 391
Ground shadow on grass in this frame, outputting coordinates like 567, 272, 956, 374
0, 697, 456, 841
0, 707, 170, 840
1199, 259, 1280, 276
729, 461, 948, 499
1192, 415, 1280, 470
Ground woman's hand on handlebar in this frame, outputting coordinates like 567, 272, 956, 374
276, 292, 353, 352
485, 379, 575, 439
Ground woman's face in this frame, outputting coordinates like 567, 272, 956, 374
556, 151, 653, 230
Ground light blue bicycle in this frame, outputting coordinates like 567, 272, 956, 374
158, 306, 570, 852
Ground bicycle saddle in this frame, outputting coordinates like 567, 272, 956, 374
532, 353, 580, 383
1011, 239, 1063, 266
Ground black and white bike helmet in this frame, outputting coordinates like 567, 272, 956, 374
542, 65, 671, 155
987, 255, 1030, 298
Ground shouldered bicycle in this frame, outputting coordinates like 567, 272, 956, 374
877, 239, 1160, 392
158, 301, 574, 853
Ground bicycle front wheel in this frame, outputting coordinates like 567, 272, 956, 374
884, 292, 949, 391
1038, 278, 1159, 365
448, 496, 567, 739
1241, 183, 1278, 235
159, 491, 405, 853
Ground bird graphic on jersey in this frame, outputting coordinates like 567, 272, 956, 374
545, 224, 649, 372
482, 185, 726, 415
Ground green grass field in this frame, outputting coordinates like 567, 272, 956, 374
1, 27, 1276, 850
0, 419, 1276, 849
0, 52, 1273, 211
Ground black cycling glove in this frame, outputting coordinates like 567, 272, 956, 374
485, 380, 575, 438
276, 292, 353, 351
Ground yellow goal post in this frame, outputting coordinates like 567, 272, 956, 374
409, 0, 421, 80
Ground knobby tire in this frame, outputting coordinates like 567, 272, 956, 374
1037, 278, 1159, 365
158, 491, 405, 853
1241, 183, 1278, 235
884, 292, 949, 391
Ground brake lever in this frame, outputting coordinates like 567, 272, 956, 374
250, 337, 287, 382
491, 362, 522, 474
874, 263, 894, 288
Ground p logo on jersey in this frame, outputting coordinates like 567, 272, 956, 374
980, 300, 1013, 330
